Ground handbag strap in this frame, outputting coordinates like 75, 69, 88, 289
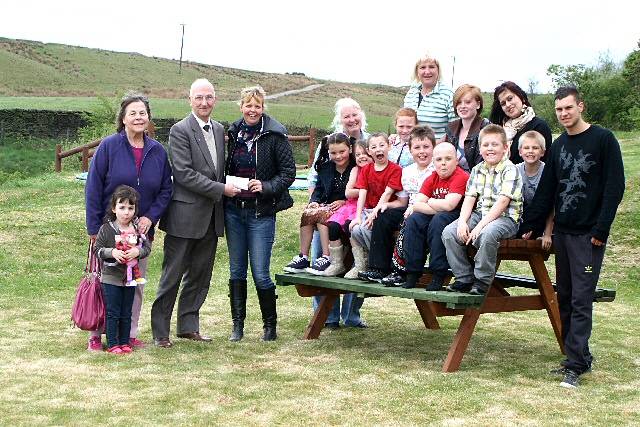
87, 239, 101, 274
85, 239, 93, 273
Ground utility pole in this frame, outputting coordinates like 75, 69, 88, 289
179, 24, 185, 74
451, 56, 456, 88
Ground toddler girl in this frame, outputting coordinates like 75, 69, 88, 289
95, 185, 151, 354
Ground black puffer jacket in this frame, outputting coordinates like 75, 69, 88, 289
226, 114, 296, 217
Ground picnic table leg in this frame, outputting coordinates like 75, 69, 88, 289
304, 294, 338, 340
442, 308, 481, 372
414, 300, 440, 330
529, 254, 565, 354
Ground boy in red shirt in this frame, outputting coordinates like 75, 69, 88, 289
345, 133, 403, 279
402, 142, 469, 289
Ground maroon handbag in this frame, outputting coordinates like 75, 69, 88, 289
71, 240, 105, 331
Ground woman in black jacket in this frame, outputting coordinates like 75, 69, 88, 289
444, 84, 490, 171
489, 81, 552, 163
224, 85, 296, 343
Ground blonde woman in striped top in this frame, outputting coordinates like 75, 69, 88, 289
403, 53, 456, 140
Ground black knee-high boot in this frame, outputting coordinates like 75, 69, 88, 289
256, 287, 277, 341
228, 280, 247, 342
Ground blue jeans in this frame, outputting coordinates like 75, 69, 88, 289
310, 231, 364, 326
224, 202, 276, 290
102, 283, 135, 348
312, 293, 364, 326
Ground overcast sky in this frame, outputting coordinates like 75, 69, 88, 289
2, 0, 639, 93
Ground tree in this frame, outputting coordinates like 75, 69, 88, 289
527, 76, 539, 96
547, 48, 640, 130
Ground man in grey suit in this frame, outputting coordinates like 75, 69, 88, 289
151, 78, 240, 347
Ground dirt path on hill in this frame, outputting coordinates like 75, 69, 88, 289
265, 83, 324, 99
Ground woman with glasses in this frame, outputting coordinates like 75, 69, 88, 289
224, 85, 296, 342
403, 53, 456, 140
85, 92, 172, 351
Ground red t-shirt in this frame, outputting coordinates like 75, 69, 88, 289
356, 162, 403, 208
419, 166, 469, 209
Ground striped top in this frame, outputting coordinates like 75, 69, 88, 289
403, 81, 456, 139
465, 159, 523, 222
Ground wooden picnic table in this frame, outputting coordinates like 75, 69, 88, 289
276, 239, 615, 372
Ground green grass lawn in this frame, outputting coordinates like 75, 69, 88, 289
0, 135, 638, 425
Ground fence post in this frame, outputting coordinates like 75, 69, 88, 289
308, 128, 317, 168
55, 144, 62, 172
82, 146, 89, 172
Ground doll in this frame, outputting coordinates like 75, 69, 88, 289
114, 231, 147, 287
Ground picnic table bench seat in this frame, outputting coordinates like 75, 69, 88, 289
276, 238, 616, 372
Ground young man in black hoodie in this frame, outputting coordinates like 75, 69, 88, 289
521, 86, 625, 389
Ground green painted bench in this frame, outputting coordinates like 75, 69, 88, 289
276, 239, 616, 372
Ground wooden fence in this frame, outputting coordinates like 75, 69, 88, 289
55, 126, 317, 172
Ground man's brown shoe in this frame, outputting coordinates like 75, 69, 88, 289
176, 332, 212, 342
154, 338, 173, 348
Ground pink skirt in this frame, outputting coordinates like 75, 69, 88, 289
328, 198, 357, 225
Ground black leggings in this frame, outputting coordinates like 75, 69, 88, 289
327, 220, 350, 241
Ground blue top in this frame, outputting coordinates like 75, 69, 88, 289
403, 81, 455, 139
85, 131, 173, 237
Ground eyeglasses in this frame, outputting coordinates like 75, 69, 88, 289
193, 95, 215, 103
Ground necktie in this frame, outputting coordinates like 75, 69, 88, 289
202, 124, 217, 173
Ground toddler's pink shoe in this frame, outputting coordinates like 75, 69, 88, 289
106, 346, 124, 354
129, 337, 145, 348
87, 336, 103, 352
119, 344, 133, 354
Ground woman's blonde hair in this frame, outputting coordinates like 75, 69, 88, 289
239, 85, 267, 107
412, 53, 441, 83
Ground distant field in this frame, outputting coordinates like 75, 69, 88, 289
0, 96, 397, 132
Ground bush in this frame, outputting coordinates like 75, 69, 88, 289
77, 95, 118, 143
547, 47, 640, 131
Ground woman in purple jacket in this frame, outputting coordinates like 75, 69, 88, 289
85, 92, 172, 351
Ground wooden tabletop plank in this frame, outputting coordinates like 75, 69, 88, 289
276, 273, 484, 306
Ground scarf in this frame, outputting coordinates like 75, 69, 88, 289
503, 105, 536, 145
237, 118, 262, 150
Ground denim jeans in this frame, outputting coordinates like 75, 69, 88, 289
102, 283, 135, 348
310, 231, 364, 325
224, 201, 276, 290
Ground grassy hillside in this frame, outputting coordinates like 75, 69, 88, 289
0, 38, 404, 113
0, 134, 638, 425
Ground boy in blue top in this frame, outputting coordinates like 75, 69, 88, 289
521, 86, 625, 389
442, 124, 523, 295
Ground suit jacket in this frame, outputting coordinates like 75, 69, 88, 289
160, 114, 226, 239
